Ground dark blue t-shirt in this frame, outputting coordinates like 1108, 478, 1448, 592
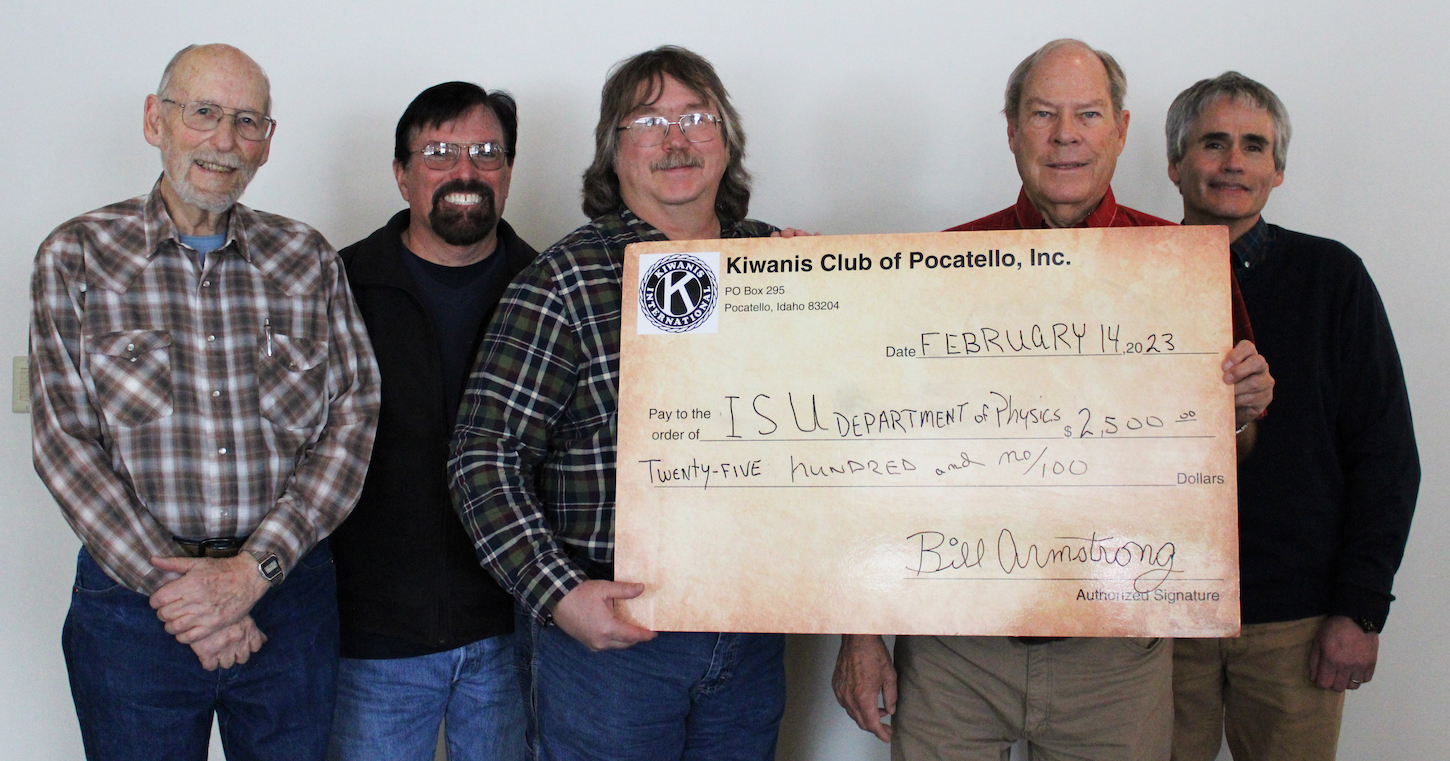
401, 248, 508, 416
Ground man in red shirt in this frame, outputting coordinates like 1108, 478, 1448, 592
833, 39, 1273, 760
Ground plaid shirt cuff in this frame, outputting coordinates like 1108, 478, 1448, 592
518, 551, 592, 623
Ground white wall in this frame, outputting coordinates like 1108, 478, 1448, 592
3, 1, 1446, 758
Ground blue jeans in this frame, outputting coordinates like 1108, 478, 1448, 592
62, 542, 340, 761
328, 634, 525, 761
524, 614, 786, 761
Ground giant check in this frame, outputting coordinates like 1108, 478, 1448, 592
615, 227, 1239, 637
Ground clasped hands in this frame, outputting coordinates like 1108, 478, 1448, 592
148, 554, 271, 670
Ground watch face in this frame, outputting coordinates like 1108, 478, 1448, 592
1354, 616, 1378, 634
259, 555, 283, 582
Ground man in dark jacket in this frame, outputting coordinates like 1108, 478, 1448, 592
1165, 72, 1419, 761
327, 82, 538, 761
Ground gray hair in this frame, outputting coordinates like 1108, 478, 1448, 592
1166, 71, 1291, 171
157, 44, 273, 115
581, 45, 751, 222
1004, 39, 1127, 125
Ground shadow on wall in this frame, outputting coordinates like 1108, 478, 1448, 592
748, 74, 1020, 236
323, 109, 408, 249
777, 634, 891, 761
497, 83, 598, 250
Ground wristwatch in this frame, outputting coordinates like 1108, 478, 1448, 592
1350, 615, 1379, 634
247, 551, 284, 585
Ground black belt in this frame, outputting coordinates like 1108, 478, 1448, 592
175, 536, 248, 558
1011, 636, 1069, 646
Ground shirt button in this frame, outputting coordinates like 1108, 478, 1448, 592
126, 343, 135, 351
207, 335, 216, 342
211, 390, 222, 398
202, 280, 211, 287
218, 447, 228, 455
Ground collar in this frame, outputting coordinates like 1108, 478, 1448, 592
340, 210, 414, 290
1230, 217, 1273, 272
346, 210, 527, 289
619, 207, 668, 243
616, 206, 748, 241
146, 176, 254, 263
91, 178, 264, 294
1013, 186, 1122, 229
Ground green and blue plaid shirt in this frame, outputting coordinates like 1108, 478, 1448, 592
450, 208, 776, 622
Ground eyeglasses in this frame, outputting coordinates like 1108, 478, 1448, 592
412, 141, 510, 171
616, 113, 721, 147
162, 99, 275, 141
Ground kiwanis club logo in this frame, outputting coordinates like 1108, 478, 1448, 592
638, 253, 719, 333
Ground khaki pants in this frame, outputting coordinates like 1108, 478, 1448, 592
1172, 616, 1345, 761
893, 635, 1173, 761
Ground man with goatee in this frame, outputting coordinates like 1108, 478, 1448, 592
328, 82, 537, 761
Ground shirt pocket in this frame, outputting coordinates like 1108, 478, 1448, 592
257, 331, 328, 432
86, 329, 174, 427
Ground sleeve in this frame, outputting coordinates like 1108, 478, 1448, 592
29, 226, 184, 594
1328, 259, 1420, 631
449, 255, 591, 622
242, 245, 381, 577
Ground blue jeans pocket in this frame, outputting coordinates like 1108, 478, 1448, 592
72, 547, 123, 595
291, 539, 334, 575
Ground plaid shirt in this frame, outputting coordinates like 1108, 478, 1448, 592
450, 209, 776, 621
30, 182, 380, 595
1229, 216, 1273, 281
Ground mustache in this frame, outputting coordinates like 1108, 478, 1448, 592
432, 179, 495, 208
189, 148, 242, 170
428, 178, 498, 247
650, 153, 704, 171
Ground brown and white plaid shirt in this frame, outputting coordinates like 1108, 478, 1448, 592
30, 182, 380, 594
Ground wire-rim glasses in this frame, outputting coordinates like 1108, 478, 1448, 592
161, 99, 275, 141
413, 141, 510, 171
616, 113, 721, 147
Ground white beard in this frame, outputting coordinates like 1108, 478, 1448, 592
160, 133, 257, 214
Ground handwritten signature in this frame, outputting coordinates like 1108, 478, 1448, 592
907, 529, 1180, 592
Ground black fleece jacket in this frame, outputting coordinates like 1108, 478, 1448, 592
331, 211, 537, 657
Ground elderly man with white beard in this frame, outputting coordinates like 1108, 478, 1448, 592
29, 43, 379, 760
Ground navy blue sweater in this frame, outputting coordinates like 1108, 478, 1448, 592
1233, 221, 1418, 630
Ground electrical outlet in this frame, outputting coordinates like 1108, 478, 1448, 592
12, 356, 29, 414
